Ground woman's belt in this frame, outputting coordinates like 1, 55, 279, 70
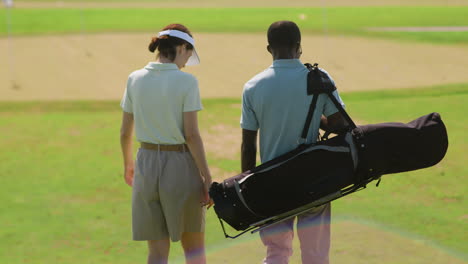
140, 142, 189, 152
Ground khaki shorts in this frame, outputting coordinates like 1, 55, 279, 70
132, 148, 205, 242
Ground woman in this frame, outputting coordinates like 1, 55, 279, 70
120, 23, 212, 264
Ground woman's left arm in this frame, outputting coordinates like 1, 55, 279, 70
120, 112, 135, 186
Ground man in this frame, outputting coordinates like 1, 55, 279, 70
240, 21, 347, 264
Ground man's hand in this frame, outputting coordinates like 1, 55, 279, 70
320, 112, 348, 134
124, 166, 134, 187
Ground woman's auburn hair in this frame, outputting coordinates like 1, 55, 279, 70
148, 24, 194, 61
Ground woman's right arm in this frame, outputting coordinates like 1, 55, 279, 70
183, 111, 212, 205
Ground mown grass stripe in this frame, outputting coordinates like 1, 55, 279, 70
1, 84, 466, 112
1, 7, 468, 44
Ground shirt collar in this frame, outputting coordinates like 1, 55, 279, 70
271, 59, 304, 68
144, 62, 179, 71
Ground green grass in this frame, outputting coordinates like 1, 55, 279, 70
335, 84, 468, 254
0, 84, 467, 263
1, 7, 468, 44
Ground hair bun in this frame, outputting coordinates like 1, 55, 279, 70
148, 37, 160, 53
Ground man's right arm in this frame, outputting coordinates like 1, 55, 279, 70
320, 112, 348, 133
241, 129, 258, 172
321, 83, 349, 133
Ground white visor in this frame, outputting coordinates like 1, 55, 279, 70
158, 29, 200, 66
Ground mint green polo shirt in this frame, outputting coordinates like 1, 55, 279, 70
121, 62, 203, 144
241, 59, 345, 163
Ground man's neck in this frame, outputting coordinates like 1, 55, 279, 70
272, 50, 299, 60
273, 54, 297, 60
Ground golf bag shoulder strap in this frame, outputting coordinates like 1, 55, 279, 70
300, 63, 357, 142
305, 63, 337, 95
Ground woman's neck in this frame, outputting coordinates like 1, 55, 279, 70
156, 56, 173, 64
156, 56, 183, 69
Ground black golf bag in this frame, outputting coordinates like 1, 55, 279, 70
209, 63, 449, 238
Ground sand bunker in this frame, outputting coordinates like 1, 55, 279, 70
1, 32, 468, 101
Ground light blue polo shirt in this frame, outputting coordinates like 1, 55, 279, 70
241, 59, 345, 163
121, 62, 203, 144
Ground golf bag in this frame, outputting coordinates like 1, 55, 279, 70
209, 63, 448, 238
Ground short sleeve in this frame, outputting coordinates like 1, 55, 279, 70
240, 86, 259, 131
323, 90, 346, 117
120, 77, 133, 113
183, 77, 203, 112
321, 70, 345, 117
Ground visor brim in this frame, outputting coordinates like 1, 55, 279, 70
186, 48, 200, 66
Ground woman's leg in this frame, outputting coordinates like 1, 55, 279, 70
181, 232, 206, 264
147, 239, 170, 264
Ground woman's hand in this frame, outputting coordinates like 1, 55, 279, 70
124, 166, 134, 187
201, 177, 214, 209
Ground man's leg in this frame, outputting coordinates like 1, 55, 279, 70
259, 217, 295, 264
297, 203, 331, 264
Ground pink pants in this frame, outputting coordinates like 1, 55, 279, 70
259, 203, 331, 264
